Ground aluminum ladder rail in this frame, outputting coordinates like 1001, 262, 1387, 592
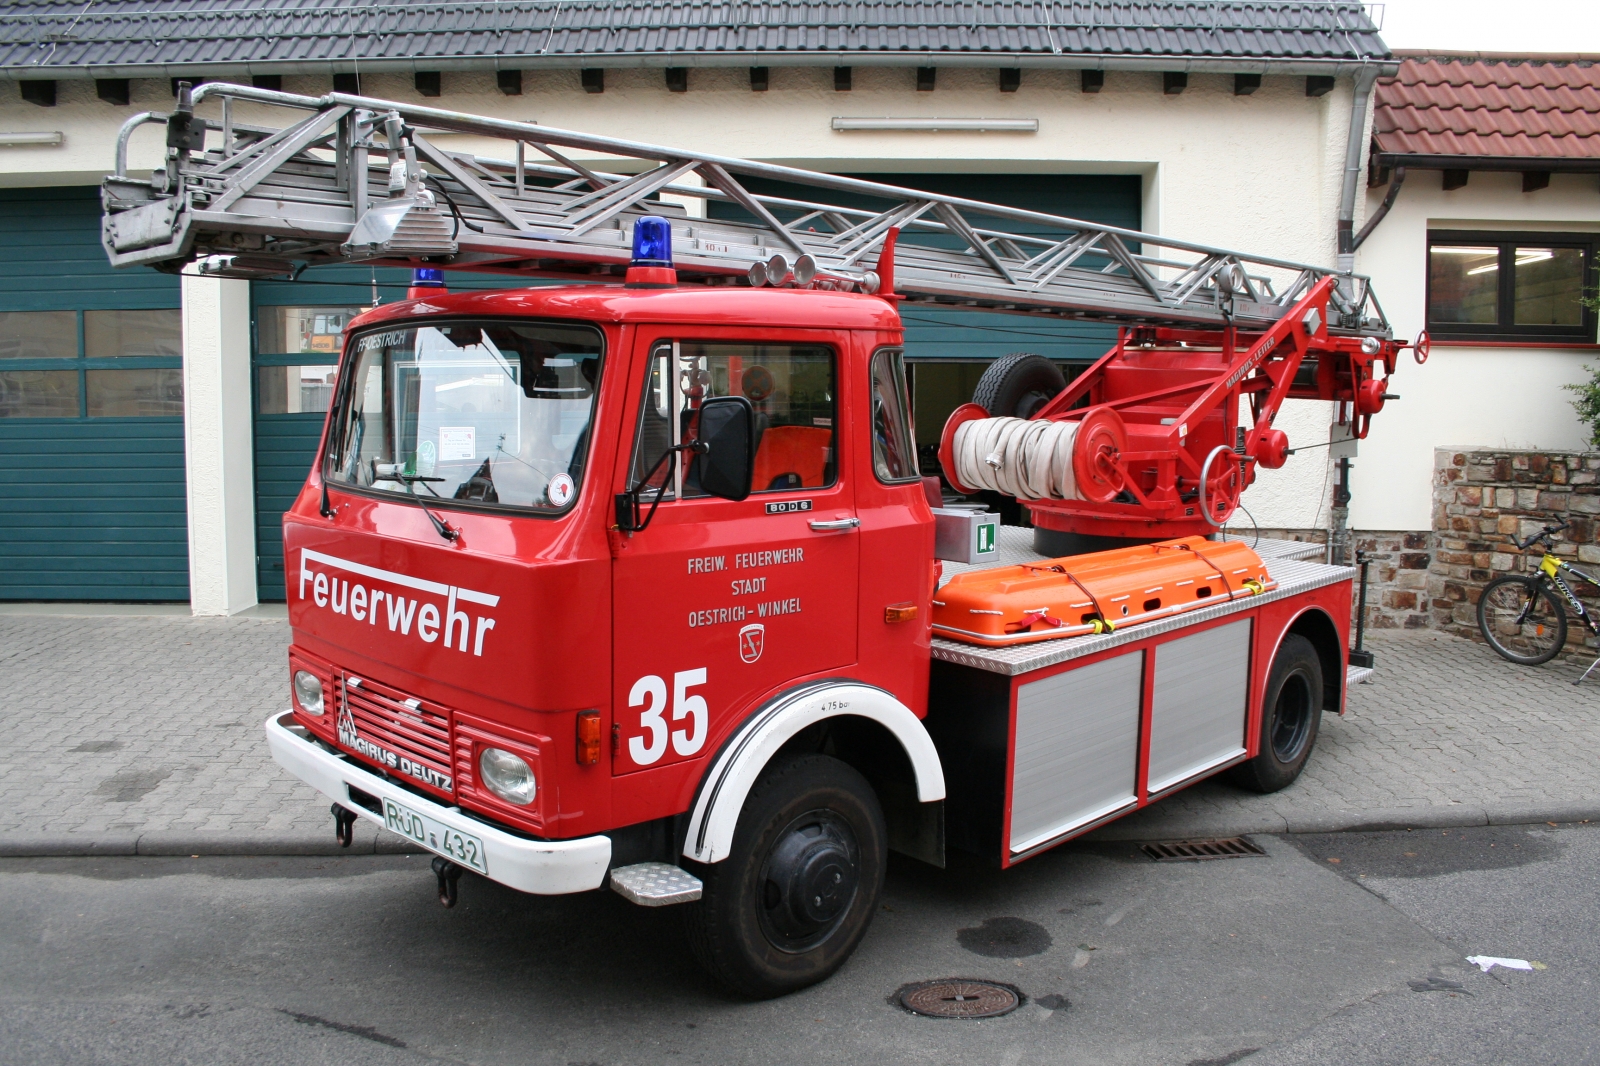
101, 82, 1391, 338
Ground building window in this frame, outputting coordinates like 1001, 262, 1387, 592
0, 307, 182, 418
1427, 232, 1597, 344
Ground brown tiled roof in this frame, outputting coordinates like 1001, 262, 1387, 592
1373, 54, 1600, 162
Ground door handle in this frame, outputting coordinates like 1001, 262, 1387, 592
808, 517, 861, 532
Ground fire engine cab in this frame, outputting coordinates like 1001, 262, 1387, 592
101, 82, 1414, 997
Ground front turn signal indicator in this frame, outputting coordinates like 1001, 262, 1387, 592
884, 603, 918, 624
576, 710, 602, 765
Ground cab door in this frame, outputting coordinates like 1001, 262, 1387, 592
610, 329, 860, 803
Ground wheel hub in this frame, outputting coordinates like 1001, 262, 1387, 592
1271, 673, 1313, 761
759, 810, 859, 952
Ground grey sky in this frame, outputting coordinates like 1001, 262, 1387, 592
1377, 0, 1600, 53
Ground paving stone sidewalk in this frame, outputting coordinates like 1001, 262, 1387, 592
1, 614, 1597, 856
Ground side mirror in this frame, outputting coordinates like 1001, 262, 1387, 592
694, 395, 755, 502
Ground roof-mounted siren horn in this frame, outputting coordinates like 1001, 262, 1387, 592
745, 249, 880, 293
407, 267, 446, 300
626, 215, 677, 288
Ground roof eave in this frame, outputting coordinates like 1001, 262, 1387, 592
1375, 152, 1600, 173
0, 53, 1400, 81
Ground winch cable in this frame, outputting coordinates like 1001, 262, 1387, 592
954, 416, 1083, 501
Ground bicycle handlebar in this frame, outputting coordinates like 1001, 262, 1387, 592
1515, 520, 1569, 551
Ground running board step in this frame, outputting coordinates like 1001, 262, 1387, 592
609, 862, 703, 906
1347, 665, 1374, 686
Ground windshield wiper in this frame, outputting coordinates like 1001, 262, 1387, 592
394, 474, 460, 542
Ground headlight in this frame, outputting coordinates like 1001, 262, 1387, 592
293, 670, 325, 716
478, 747, 536, 806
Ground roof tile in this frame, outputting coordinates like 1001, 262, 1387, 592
1373, 55, 1600, 161
0, 0, 1388, 73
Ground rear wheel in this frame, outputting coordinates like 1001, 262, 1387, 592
1228, 634, 1323, 794
685, 754, 886, 998
1477, 576, 1566, 665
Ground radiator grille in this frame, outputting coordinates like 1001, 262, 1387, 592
335, 673, 455, 795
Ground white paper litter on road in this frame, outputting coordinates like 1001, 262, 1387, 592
1466, 955, 1534, 973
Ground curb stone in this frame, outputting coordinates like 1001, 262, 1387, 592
2, 806, 1595, 858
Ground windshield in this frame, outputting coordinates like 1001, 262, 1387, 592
328, 319, 604, 512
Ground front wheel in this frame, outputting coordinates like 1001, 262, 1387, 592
1477, 576, 1567, 665
684, 754, 886, 998
1228, 634, 1324, 794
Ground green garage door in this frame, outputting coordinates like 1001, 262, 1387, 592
0, 187, 187, 601
252, 267, 542, 601
708, 173, 1142, 463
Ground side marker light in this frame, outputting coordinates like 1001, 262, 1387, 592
885, 603, 918, 624
576, 710, 602, 765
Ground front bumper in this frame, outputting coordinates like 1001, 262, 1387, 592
264, 711, 611, 895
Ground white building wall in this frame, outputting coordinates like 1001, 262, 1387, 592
1352, 170, 1600, 532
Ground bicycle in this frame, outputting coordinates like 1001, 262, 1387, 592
1476, 521, 1600, 681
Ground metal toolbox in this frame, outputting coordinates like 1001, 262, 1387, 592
932, 507, 1000, 564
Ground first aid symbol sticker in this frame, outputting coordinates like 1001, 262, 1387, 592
977, 523, 996, 554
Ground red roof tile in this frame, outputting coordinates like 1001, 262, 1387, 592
1373, 55, 1600, 161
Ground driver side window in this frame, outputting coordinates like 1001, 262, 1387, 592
628, 341, 837, 499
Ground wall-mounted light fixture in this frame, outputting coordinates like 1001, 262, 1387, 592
831, 117, 1037, 132
0, 131, 63, 146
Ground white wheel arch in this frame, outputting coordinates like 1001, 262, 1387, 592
682, 681, 946, 864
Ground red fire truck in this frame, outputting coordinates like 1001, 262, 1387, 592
103, 83, 1413, 997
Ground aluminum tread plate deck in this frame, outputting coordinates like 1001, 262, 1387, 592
933, 542, 1354, 677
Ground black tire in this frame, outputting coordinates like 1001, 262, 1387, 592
972, 352, 1066, 420
1477, 575, 1567, 665
684, 754, 886, 998
1227, 634, 1323, 794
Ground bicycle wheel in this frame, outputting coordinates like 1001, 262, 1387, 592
1477, 576, 1567, 665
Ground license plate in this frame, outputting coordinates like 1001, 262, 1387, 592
382, 797, 488, 875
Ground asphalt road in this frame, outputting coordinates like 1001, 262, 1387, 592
0, 823, 1590, 1066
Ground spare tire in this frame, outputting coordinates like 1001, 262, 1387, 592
972, 353, 1066, 420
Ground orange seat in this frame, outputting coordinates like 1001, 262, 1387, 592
752, 425, 831, 490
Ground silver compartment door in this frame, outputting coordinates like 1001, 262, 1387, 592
1146, 618, 1252, 794
1009, 651, 1143, 854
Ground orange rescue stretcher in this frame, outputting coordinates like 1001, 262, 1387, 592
932, 536, 1275, 647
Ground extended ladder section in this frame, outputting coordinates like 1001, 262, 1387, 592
102, 82, 1391, 337
101, 82, 1415, 543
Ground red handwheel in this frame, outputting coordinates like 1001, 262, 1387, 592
1413, 330, 1430, 365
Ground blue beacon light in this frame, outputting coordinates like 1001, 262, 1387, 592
626, 215, 677, 288
407, 267, 446, 299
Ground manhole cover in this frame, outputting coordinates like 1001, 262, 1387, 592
895, 979, 1022, 1019
1141, 837, 1265, 862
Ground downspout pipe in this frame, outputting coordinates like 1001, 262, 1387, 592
1351, 166, 1407, 252
1335, 65, 1381, 274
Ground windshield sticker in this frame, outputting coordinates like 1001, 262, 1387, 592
440, 426, 476, 462
357, 330, 409, 352
299, 548, 499, 657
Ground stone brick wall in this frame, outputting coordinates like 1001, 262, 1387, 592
1352, 531, 1433, 632
1223, 524, 1432, 633
1432, 447, 1600, 656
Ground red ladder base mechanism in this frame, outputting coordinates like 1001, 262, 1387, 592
939, 275, 1409, 542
